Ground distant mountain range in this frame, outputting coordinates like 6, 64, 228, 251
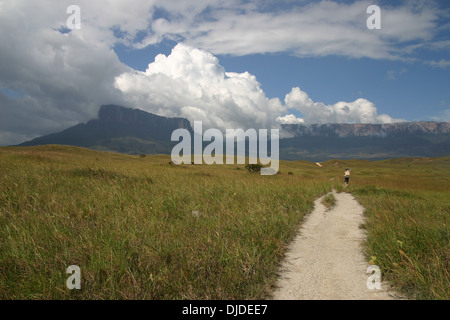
280, 121, 450, 161
281, 121, 450, 137
17, 105, 450, 161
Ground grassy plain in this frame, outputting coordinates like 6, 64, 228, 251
347, 158, 449, 300
0, 146, 448, 299
315, 157, 449, 299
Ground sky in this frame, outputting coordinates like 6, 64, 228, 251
0, 0, 449, 145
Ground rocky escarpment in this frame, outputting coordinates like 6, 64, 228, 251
98, 105, 191, 132
281, 121, 450, 138
18, 105, 193, 153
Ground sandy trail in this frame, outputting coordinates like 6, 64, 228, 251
272, 190, 398, 300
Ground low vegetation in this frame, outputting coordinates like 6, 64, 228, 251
0, 146, 330, 299
321, 193, 336, 210
244, 163, 264, 173
0, 146, 448, 299
347, 158, 450, 300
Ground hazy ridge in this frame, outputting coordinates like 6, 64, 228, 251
18, 105, 450, 161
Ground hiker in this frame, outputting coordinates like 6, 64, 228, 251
344, 168, 351, 186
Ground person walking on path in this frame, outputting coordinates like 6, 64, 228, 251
344, 168, 351, 186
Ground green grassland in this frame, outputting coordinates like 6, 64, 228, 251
348, 158, 450, 299
0, 145, 448, 299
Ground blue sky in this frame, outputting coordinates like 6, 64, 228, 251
116, 41, 450, 122
113, 2, 450, 123
0, 0, 449, 145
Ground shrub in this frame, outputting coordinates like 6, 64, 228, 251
322, 193, 336, 210
245, 163, 263, 173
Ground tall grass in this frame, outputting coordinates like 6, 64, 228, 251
340, 158, 450, 300
0, 146, 331, 299
1, 147, 448, 300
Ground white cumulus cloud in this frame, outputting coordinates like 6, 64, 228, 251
276, 114, 305, 124
284, 87, 402, 124
114, 43, 286, 131
115, 45, 401, 131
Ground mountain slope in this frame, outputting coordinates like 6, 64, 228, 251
18, 105, 192, 154
17, 105, 450, 160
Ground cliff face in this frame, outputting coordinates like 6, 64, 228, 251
282, 122, 450, 138
97, 105, 192, 131
18, 105, 193, 154
279, 121, 450, 161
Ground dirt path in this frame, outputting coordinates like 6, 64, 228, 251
271, 190, 399, 300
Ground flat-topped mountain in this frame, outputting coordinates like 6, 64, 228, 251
279, 121, 450, 161
97, 105, 191, 133
18, 105, 192, 154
